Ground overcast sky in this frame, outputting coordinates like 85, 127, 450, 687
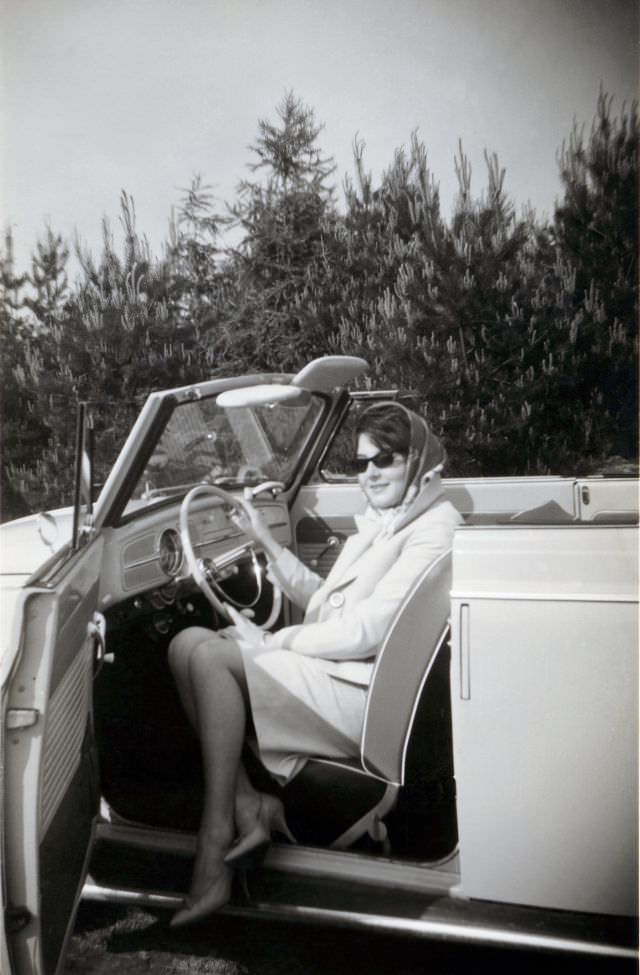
1, 0, 638, 276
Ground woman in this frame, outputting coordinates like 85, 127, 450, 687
168, 402, 462, 925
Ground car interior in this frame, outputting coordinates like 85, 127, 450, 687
90, 385, 638, 875
93, 500, 459, 864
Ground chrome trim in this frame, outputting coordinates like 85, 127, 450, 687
83, 883, 180, 910
450, 591, 637, 603
122, 531, 242, 568
200, 541, 254, 568
123, 554, 157, 569
157, 528, 183, 577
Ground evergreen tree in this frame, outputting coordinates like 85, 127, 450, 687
329, 137, 544, 473
2, 92, 636, 516
24, 226, 70, 330
168, 175, 225, 320
326, 133, 447, 388
223, 91, 338, 370
7, 194, 206, 511
0, 229, 38, 520
554, 91, 638, 461
330, 105, 638, 475
2, 225, 78, 516
164, 175, 232, 375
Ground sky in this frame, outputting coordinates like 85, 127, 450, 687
1, 0, 638, 277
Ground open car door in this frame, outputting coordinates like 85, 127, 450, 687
3, 406, 103, 975
3, 538, 104, 975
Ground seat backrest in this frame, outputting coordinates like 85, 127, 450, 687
360, 549, 452, 784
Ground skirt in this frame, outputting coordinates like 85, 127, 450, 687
241, 647, 368, 784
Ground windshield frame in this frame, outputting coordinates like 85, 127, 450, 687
93, 377, 331, 528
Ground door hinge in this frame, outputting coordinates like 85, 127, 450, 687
5, 904, 32, 934
6, 708, 40, 730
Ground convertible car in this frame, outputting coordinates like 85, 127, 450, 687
1, 356, 638, 975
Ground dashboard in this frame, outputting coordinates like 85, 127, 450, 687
97, 497, 292, 616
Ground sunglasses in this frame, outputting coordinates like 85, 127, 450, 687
351, 450, 398, 474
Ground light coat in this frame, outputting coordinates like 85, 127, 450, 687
265, 473, 462, 686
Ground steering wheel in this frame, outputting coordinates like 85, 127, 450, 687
179, 484, 281, 626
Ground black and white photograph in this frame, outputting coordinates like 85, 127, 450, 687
0, 1, 637, 973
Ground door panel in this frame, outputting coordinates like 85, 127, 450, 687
291, 485, 364, 568
450, 526, 638, 915
289, 485, 363, 623
4, 538, 103, 975
575, 477, 639, 523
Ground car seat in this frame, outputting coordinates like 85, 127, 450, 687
282, 550, 453, 852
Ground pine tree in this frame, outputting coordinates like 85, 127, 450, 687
326, 133, 447, 389
2, 224, 79, 515
6, 194, 209, 511
3, 93, 636, 516
24, 226, 70, 330
329, 112, 638, 475
223, 92, 337, 370
554, 91, 638, 462
164, 175, 232, 375
328, 137, 543, 473
168, 175, 225, 318
0, 229, 38, 520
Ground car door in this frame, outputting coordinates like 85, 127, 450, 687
3, 536, 104, 975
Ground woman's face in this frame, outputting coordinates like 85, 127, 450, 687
356, 432, 408, 509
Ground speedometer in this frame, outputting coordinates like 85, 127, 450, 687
158, 528, 184, 577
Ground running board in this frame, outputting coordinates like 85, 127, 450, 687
88, 822, 637, 961
81, 878, 637, 961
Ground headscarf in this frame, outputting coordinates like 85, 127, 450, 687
357, 401, 446, 538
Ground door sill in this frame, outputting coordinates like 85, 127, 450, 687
94, 819, 459, 893
86, 821, 637, 960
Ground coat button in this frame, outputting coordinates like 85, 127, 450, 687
329, 591, 345, 608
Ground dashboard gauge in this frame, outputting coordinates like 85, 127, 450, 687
158, 528, 184, 577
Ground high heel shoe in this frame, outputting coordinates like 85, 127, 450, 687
169, 863, 233, 927
224, 793, 296, 868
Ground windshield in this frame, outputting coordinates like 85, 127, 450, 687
123, 393, 325, 516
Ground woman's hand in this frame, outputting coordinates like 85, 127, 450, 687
230, 502, 282, 560
225, 604, 269, 649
